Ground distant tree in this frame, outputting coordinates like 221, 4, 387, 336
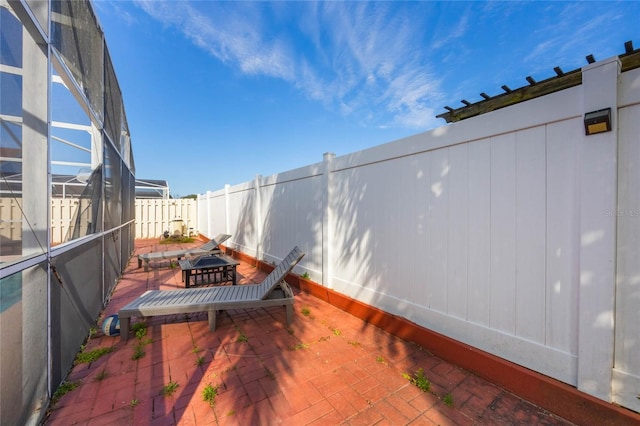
182, 194, 198, 200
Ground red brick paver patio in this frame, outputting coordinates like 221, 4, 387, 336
44, 239, 575, 425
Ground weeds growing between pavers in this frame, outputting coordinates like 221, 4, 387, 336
75, 346, 114, 364
404, 367, 455, 407
51, 381, 80, 404
404, 368, 431, 392
162, 381, 179, 397
235, 325, 248, 342
202, 384, 219, 407
443, 392, 454, 407
94, 369, 109, 381
159, 236, 195, 245
130, 322, 152, 360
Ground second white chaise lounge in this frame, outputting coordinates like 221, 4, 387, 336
120, 246, 305, 340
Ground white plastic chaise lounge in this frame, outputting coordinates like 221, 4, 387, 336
119, 246, 305, 340
137, 233, 231, 271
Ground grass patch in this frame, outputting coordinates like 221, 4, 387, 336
162, 381, 179, 397
301, 272, 310, 279
75, 346, 114, 364
403, 368, 431, 393
131, 323, 152, 360
134, 325, 147, 340
132, 345, 146, 360
235, 326, 248, 342
293, 342, 310, 351
376, 355, 386, 364
333, 328, 341, 336
348, 340, 361, 347
52, 381, 80, 404
443, 392, 454, 407
202, 383, 219, 407
130, 399, 140, 407
160, 236, 195, 244
301, 307, 311, 317
131, 322, 147, 340
94, 369, 109, 381
196, 356, 205, 367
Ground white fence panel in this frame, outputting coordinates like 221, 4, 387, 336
447, 143, 469, 320
467, 138, 491, 326
46, 198, 200, 245
197, 167, 324, 277
258, 166, 323, 273
209, 190, 227, 239
545, 118, 581, 355
515, 126, 546, 343
197, 189, 226, 240
195, 58, 640, 411
50, 199, 76, 244
327, 118, 579, 385
225, 181, 258, 257
134, 199, 197, 239
614, 100, 640, 410
489, 133, 517, 334
197, 192, 210, 238
0, 198, 22, 243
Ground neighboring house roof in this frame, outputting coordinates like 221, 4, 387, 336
1, 173, 169, 198
437, 40, 640, 124
135, 179, 169, 199
136, 178, 168, 187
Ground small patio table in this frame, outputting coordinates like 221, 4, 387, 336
178, 254, 239, 288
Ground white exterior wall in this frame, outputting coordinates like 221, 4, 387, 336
197, 58, 640, 411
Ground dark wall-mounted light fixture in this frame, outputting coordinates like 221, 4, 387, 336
584, 108, 612, 135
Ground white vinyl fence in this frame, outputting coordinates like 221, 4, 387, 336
135, 198, 197, 239
0, 197, 22, 243
7, 198, 196, 246
198, 57, 640, 411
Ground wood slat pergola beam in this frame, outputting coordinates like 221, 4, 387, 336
437, 44, 640, 124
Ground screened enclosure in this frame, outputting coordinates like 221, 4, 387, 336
0, 1, 136, 424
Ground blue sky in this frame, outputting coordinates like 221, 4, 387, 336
94, 1, 640, 197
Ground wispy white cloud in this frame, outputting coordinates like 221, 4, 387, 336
295, 1, 444, 128
134, 0, 295, 81
432, 12, 469, 50
134, 0, 442, 130
523, 3, 631, 72
95, 1, 138, 27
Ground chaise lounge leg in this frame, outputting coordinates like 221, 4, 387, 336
143, 260, 149, 272
285, 305, 293, 325
208, 310, 217, 331
120, 317, 130, 341
137, 258, 142, 268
